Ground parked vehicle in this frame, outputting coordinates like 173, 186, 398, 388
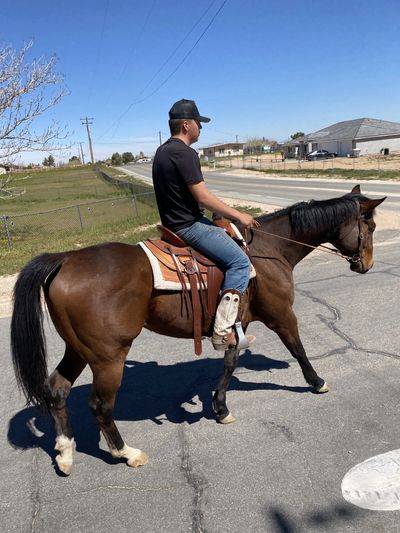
306, 150, 337, 161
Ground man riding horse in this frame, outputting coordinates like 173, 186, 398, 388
152, 99, 260, 351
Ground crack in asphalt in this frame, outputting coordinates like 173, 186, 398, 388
296, 263, 400, 288
42, 484, 183, 503
30, 448, 43, 533
380, 267, 400, 278
178, 425, 209, 533
296, 286, 400, 361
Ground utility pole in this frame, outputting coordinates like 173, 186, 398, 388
80, 117, 95, 164
235, 134, 239, 144
159, 131, 162, 146
79, 142, 85, 164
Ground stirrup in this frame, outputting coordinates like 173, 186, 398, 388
212, 324, 255, 351
235, 321, 250, 350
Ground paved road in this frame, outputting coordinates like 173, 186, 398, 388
117, 163, 400, 212
1, 207, 399, 530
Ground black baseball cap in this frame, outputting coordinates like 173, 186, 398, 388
169, 99, 210, 122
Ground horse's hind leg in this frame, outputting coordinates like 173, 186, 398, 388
212, 347, 240, 424
44, 346, 87, 475
89, 358, 148, 467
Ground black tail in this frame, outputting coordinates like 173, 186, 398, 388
11, 252, 65, 408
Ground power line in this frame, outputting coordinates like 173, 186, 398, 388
98, 0, 219, 140
122, 0, 228, 110
134, 0, 218, 100
99, 0, 228, 139
119, 0, 156, 79
87, 0, 110, 104
208, 127, 248, 139
102, 0, 157, 106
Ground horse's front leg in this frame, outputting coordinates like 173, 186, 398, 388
212, 347, 240, 424
273, 312, 329, 393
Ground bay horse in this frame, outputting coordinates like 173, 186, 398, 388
10, 185, 385, 474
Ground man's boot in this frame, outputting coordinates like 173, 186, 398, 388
212, 289, 254, 351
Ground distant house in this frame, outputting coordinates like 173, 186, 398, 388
285, 118, 400, 158
199, 142, 244, 159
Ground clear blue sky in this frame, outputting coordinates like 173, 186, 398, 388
2, 0, 400, 163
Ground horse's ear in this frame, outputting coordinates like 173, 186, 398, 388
351, 184, 361, 193
360, 197, 387, 213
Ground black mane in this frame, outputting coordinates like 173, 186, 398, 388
259, 193, 365, 236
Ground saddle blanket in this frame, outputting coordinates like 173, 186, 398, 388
138, 241, 256, 291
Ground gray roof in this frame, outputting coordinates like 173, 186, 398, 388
293, 118, 400, 143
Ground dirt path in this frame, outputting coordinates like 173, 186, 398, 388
0, 274, 17, 319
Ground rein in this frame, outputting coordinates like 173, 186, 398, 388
245, 218, 364, 264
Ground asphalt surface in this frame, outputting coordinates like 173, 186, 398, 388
117, 163, 400, 212
1, 221, 400, 532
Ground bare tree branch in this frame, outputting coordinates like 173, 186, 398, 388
0, 171, 26, 199
0, 41, 69, 170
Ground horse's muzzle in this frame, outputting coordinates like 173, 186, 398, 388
350, 259, 372, 274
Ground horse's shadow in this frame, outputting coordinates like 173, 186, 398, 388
7, 351, 310, 468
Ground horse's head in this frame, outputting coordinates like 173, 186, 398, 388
332, 185, 386, 274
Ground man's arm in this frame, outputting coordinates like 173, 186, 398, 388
189, 181, 259, 228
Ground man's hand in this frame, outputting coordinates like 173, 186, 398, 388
236, 212, 260, 229
189, 182, 261, 229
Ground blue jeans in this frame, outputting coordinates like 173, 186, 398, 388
176, 217, 250, 294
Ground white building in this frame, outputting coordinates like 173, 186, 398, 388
286, 118, 400, 158
199, 142, 244, 159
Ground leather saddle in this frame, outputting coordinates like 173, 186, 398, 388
142, 223, 248, 355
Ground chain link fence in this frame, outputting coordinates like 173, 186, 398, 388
1, 191, 157, 249
204, 153, 400, 175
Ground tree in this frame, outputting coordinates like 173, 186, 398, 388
42, 155, 55, 166
0, 41, 68, 197
111, 152, 123, 166
291, 132, 305, 140
244, 137, 277, 154
69, 155, 80, 164
122, 152, 134, 164
0, 171, 26, 199
0, 41, 67, 161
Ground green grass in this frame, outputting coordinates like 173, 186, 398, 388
0, 164, 265, 275
1, 166, 128, 215
0, 220, 160, 275
0, 165, 161, 274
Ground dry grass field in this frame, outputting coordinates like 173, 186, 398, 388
210, 151, 400, 178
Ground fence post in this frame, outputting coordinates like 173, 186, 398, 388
1, 215, 13, 248
76, 205, 84, 231
132, 195, 139, 217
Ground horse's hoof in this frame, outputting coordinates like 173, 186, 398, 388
55, 455, 72, 475
217, 412, 236, 424
315, 381, 330, 393
127, 451, 148, 468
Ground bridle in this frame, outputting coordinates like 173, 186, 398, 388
245, 215, 366, 264
343, 215, 365, 264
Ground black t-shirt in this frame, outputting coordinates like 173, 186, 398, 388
152, 137, 204, 231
